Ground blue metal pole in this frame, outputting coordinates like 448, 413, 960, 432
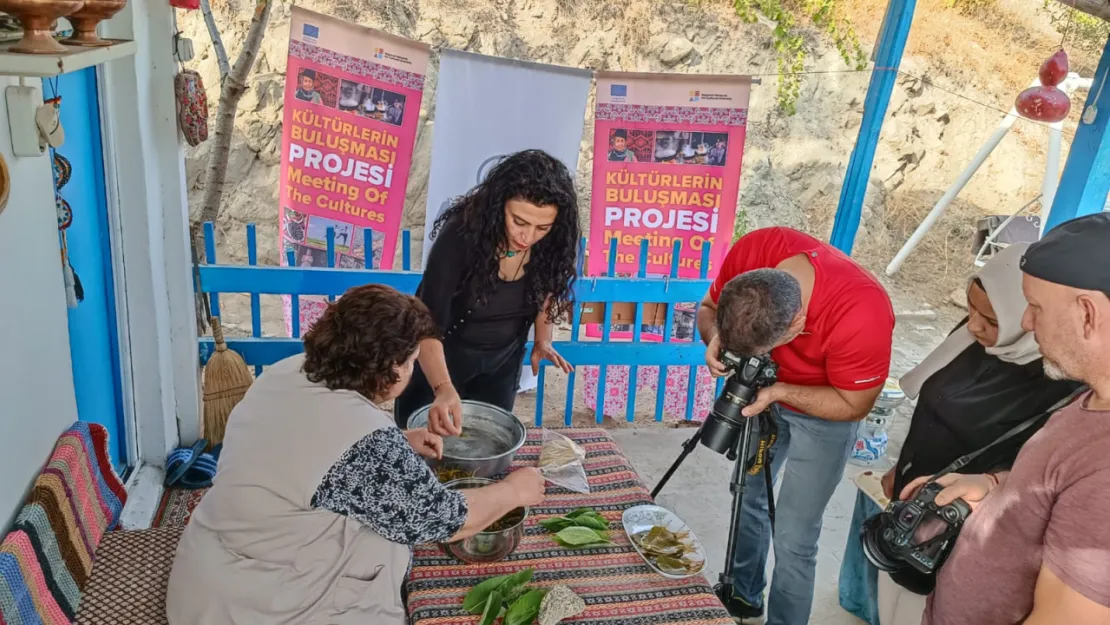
829, 0, 918, 254
1044, 35, 1110, 232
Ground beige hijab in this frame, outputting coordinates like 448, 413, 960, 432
899, 242, 1040, 399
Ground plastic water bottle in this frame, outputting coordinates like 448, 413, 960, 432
850, 378, 905, 467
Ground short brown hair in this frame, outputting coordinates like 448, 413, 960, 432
717, 269, 802, 356
302, 284, 438, 398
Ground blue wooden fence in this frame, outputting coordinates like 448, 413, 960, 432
197, 223, 722, 426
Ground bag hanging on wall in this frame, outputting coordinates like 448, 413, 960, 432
174, 69, 209, 146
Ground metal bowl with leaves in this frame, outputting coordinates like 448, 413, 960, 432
409, 400, 527, 479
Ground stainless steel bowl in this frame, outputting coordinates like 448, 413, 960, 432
409, 400, 527, 478
442, 477, 527, 563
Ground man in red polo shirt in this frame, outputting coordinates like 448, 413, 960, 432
697, 226, 894, 625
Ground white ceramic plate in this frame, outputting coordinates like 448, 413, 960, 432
622, 504, 708, 579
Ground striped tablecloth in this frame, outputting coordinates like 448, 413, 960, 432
407, 428, 733, 625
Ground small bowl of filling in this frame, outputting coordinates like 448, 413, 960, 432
442, 477, 528, 563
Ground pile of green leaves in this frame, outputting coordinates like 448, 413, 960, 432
539, 508, 612, 548
462, 568, 547, 625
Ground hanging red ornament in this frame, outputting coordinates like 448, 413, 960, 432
1015, 85, 1071, 122
1039, 49, 1069, 88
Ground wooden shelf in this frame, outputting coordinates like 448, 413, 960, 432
0, 39, 136, 78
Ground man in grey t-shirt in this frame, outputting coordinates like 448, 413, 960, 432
904, 213, 1110, 625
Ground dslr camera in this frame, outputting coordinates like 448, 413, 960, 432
700, 351, 778, 455
861, 480, 971, 575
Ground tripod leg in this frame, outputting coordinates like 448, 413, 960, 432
650, 426, 703, 499
719, 415, 757, 590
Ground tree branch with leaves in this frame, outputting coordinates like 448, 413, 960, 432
733, 0, 868, 115
191, 0, 273, 332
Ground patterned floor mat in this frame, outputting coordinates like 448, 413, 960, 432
152, 487, 208, 528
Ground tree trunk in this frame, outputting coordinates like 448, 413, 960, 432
191, 0, 273, 333
200, 0, 230, 81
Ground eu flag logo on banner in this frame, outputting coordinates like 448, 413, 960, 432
610, 84, 627, 97
303, 24, 320, 38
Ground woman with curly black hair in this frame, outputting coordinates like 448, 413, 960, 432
167, 285, 546, 625
395, 149, 581, 433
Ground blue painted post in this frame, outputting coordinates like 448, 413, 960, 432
596, 238, 619, 424
203, 222, 220, 318
246, 224, 262, 376
1044, 36, 1110, 231
285, 250, 301, 337
686, 245, 712, 420
402, 230, 412, 271
363, 229, 375, 269
326, 228, 336, 302
654, 240, 683, 422
828, 0, 918, 254
625, 240, 650, 423
563, 237, 587, 427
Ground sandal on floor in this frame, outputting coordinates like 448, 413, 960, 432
165, 439, 219, 489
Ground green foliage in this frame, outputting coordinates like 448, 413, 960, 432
732, 0, 868, 115
1042, 0, 1110, 57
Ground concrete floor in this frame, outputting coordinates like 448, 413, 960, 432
610, 428, 871, 625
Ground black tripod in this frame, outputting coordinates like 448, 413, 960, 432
651, 409, 776, 615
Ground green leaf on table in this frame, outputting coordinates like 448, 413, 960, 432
463, 574, 512, 614
505, 588, 548, 625
566, 507, 597, 520
496, 567, 534, 601
554, 526, 612, 547
539, 516, 578, 533
570, 513, 609, 531
479, 590, 502, 625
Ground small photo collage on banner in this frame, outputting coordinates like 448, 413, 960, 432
605, 128, 730, 167
281, 207, 386, 269
292, 68, 409, 127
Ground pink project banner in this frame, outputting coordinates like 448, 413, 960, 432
587, 71, 752, 280
279, 8, 429, 334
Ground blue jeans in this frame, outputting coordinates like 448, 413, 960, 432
838, 491, 882, 625
730, 407, 859, 625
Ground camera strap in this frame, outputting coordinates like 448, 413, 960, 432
744, 407, 779, 531
932, 385, 1088, 481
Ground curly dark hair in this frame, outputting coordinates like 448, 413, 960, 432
431, 149, 580, 323
302, 284, 438, 398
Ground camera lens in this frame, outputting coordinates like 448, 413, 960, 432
700, 376, 756, 455
860, 512, 904, 573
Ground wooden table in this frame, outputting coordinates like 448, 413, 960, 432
407, 428, 733, 625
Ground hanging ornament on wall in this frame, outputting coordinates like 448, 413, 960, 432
174, 68, 209, 147
52, 151, 83, 308
1015, 49, 1071, 123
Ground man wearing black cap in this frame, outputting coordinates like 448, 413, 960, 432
295, 69, 324, 105
903, 213, 1110, 625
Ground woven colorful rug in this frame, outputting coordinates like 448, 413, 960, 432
152, 487, 208, 528
408, 428, 733, 625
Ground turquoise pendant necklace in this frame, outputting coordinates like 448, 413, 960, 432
503, 250, 518, 258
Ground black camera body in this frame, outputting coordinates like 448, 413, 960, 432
700, 351, 778, 455
861, 480, 972, 575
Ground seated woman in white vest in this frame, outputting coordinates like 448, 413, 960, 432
166, 284, 546, 625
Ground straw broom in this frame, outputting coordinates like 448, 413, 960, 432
202, 316, 253, 447
193, 241, 253, 449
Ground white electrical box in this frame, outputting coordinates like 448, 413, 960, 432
6, 84, 44, 158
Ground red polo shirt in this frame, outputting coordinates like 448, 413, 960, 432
709, 227, 894, 392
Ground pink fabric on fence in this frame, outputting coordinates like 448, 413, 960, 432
581, 364, 716, 421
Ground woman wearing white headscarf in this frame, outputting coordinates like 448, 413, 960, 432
839, 243, 1081, 625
